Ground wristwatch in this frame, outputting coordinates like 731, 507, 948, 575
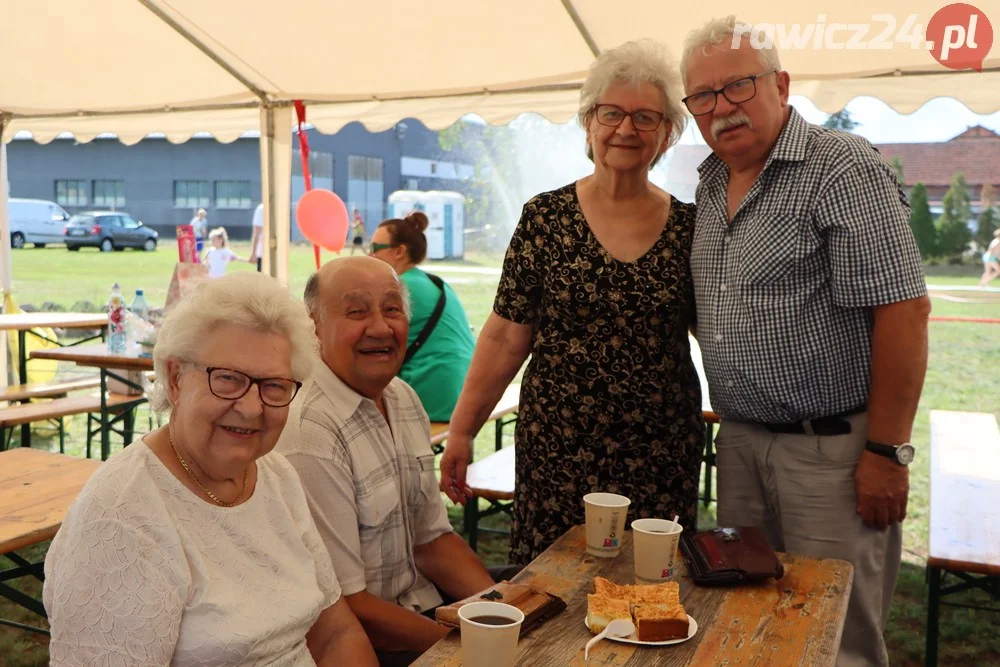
865, 440, 915, 466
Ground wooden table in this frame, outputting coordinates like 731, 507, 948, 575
926, 410, 1000, 667
0, 312, 108, 446
31, 344, 152, 460
414, 525, 853, 666
0, 448, 101, 633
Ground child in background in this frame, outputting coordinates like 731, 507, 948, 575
202, 227, 244, 279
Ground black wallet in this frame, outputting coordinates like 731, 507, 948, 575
681, 526, 785, 586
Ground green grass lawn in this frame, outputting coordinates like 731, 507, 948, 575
2, 244, 998, 665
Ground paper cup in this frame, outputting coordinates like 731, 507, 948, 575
458, 601, 524, 667
583, 492, 631, 558
632, 518, 683, 583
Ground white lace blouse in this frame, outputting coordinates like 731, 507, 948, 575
43, 439, 342, 666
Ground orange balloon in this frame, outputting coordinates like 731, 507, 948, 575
296, 189, 349, 252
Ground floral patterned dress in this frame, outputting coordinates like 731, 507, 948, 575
494, 183, 704, 564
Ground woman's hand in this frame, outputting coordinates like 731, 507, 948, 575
439, 434, 474, 504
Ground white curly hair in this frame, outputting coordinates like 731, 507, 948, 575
148, 272, 318, 413
577, 39, 686, 166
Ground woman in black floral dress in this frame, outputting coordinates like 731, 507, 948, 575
440, 40, 704, 563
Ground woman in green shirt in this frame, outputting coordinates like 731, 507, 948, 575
369, 211, 475, 421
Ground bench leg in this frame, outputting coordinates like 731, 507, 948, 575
123, 407, 135, 446
86, 414, 93, 459
926, 565, 941, 667
59, 417, 65, 454
703, 422, 716, 507
464, 499, 480, 553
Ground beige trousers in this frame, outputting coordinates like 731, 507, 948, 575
715, 413, 901, 667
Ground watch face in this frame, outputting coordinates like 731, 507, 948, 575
896, 445, 915, 465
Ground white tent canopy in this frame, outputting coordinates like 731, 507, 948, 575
2, 0, 998, 282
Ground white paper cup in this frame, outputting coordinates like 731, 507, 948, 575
632, 518, 684, 583
458, 601, 524, 667
583, 492, 631, 558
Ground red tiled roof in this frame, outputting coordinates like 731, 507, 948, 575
664, 126, 1000, 197
874, 125, 1000, 188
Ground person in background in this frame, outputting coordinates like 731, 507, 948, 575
279, 257, 508, 666
203, 227, 246, 279
190, 208, 208, 257
249, 202, 265, 271
43, 272, 377, 666
439, 39, 704, 564
369, 211, 475, 422
978, 228, 1000, 286
682, 16, 930, 666
350, 209, 367, 256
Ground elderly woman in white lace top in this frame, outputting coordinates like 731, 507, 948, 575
43, 273, 377, 666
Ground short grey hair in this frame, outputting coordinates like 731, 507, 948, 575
577, 39, 686, 163
149, 272, 318, 413
680, 15, 782, 90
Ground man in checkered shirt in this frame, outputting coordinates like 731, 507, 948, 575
681, 17, 931, 667
277, 257, 500, 666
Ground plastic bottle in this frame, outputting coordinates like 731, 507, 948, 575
130, 289, 149, 322
107, 283, 127, 355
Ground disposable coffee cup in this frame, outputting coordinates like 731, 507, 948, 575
632, 518, 684, 583
458, 601, 524, 667
583, 492, 631, 558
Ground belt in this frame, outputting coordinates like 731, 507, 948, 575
757, 406, 867, 436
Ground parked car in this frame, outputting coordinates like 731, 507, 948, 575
7, 198, 71, 248
64, 212, 158, 252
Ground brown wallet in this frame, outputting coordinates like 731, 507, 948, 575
680, 526, 785, 586
434, 581, 567, 636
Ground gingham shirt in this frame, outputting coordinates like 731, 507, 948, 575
275, 364, 452, 612
691, 108, 927, 424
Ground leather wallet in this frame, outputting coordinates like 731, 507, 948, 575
681, 526, 785, 586
434, 581, 567, 636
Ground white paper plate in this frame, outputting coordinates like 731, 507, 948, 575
584, 614, 698, 646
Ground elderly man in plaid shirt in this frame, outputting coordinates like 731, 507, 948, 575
277, 257, 505, 667
681, 16, 931, 667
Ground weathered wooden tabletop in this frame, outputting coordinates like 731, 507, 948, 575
414, 524, 853, 666
31, 343, 154, 370
0, 449, 100, 553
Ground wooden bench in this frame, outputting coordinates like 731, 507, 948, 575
0, 376, 101, 403
428, 383, 521, 454
0, 393, 146, 456
0, 448, 102, 633
463, 445, 516, 551
926, 410, 1000, 667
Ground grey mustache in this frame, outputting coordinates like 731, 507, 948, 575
711, 114, 753, 140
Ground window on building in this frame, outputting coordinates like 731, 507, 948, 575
93, 180, 126, 208
215, 181, 252, 209
54, 180, 88, 207
348, 156, 384, 232
174, 180, 211, 208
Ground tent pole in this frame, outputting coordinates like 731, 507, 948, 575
0, 114, 11, 387
258, 104, 291, 283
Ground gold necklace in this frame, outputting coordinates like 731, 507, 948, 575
168, 429, 248, 507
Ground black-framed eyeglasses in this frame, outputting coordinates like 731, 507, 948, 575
369, 242, 398, 254
592, 104, 665, 132
681, 71, 777, 116
188, 362, 302, 407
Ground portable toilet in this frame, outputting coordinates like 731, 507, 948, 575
387, 190, 426, 221
422, 191, 466, 259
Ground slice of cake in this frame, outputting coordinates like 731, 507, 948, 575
594, 577, 631, 600
631, 581, 681, 607
634, 602, 690, 642
586, 594, 632, 634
